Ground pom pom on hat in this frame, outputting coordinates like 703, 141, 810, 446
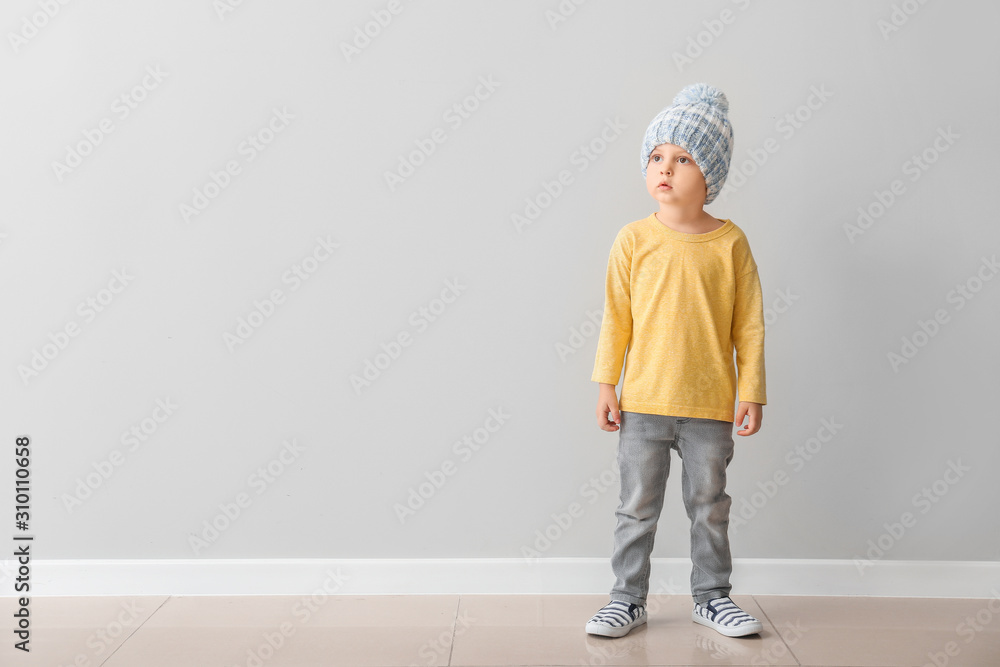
672, 82, 729, 114
640, 82, 734, 205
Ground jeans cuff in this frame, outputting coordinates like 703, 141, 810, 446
610, 592, 646, 606
693, 589, 731, 604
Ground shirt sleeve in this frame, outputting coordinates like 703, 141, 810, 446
732, 246, 767, 405
592, 229, 633, 385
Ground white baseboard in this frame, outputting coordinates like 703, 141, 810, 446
2, 558, 998, 598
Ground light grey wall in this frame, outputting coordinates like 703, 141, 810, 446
2, 0, 998, 565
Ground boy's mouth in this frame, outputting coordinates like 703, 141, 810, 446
658, 182, 672, 189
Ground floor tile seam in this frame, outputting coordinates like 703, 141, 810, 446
751, 593, 803, 666
97, 595, 172, 667
447, 594, 460, 666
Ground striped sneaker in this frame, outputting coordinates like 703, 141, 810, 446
585, 600, 647, 637
692, 596, 763, 637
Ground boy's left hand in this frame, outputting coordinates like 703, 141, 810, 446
735, 401, 762, 436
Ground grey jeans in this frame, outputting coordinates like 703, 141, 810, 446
610, 410, 735, 606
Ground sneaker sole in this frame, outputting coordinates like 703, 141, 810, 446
585, 612, 647, 638
691, 610, 763, 637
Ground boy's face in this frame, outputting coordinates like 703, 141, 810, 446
645, 143, 707, 207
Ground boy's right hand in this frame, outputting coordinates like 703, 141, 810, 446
596, 384, 622, 432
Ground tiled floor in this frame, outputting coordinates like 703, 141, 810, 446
2, 594, 999, 666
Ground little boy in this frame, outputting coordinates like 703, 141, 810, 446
585, 83, 766, 639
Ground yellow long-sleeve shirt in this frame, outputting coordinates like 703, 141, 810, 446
592, 213, 766, 422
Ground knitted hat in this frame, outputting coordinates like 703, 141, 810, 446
640, 82, 733, 205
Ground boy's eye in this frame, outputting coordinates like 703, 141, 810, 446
678, 156, 690, 164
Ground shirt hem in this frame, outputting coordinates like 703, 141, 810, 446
618, 398, 734, 423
